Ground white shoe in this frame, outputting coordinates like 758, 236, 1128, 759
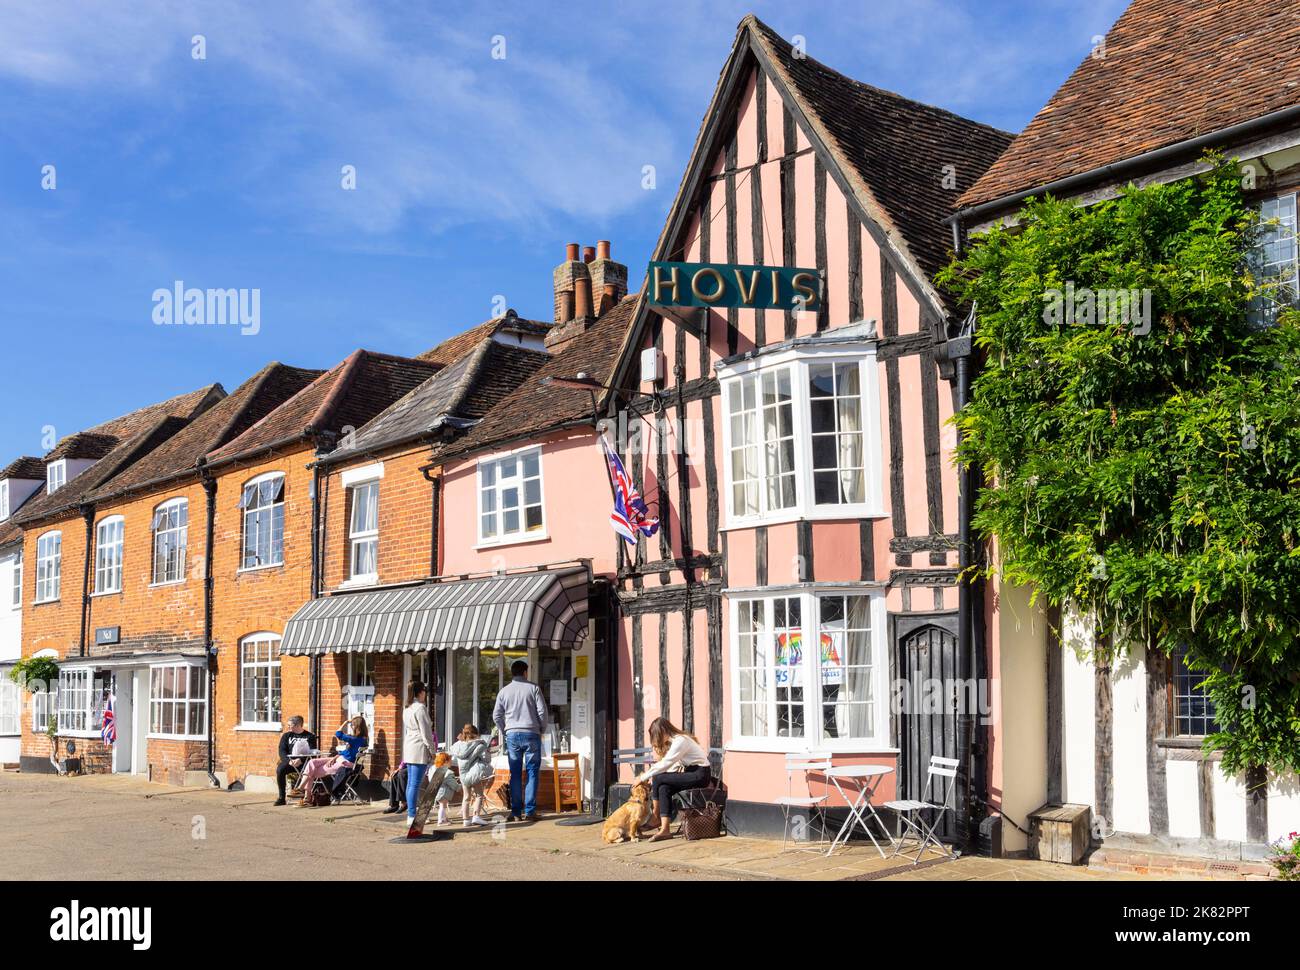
471, 815, 488, 826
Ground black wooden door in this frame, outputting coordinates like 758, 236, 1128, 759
893, 613, 965, 844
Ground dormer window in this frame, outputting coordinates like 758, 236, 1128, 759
0, 480, 8, 521
46, 460, 66, 495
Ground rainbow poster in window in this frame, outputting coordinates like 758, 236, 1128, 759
774, 629, 844, 686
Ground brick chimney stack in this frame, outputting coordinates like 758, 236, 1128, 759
547, 240, 627, 353
590, 239, 627, 315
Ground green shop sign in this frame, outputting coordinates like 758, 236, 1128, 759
648, 261, 822, 311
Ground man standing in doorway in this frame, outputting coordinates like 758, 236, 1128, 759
493, 659, 548, 822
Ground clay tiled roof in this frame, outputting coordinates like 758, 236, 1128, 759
746, 16, 1013, 287
417, 314, 550, 366
0, 457, 45, 481
324, 340, 550, 462
959, 0, 1300, 211
87, 363, 324, 501
205, 351, 441, 467
11, 384, 224, 526
0, 520, 20, 549
435, 296, 638, 463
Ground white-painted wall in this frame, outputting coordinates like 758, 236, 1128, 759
991, 581, 1049, 853
1055, 607, 1300, 852
0, 547, 21, 663
0, 545, 22, 763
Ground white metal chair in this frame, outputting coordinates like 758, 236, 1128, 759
775, 750, 833, 852
882, 755, 959, 864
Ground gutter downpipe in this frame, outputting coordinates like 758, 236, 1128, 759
78, 505, 94, 658
949, 103, 1300, 230
308, 448, 325, 739
201, 467, 220, 789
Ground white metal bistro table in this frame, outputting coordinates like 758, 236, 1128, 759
825, 764, 894, 858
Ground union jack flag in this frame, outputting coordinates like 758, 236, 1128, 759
101, 693, 116, 746
600, 435, 659, 545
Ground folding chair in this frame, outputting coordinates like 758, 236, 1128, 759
775, 750, 833, 852
882, 755, 959, 864
332, 749, 371, 805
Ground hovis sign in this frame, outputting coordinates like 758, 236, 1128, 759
648, 261, 822, 312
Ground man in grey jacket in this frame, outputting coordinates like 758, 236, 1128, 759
493, 659, 549, 821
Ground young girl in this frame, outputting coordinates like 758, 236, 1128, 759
431, 751, 463, 826
296, 715, 368, 806
448, 723, 493, 827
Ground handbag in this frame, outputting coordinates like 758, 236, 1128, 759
676, 781, 727, 840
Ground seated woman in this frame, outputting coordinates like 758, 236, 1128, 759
295, 716, 368, 806
632, 717, 712, 842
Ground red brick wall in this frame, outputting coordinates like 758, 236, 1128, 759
147, 737, 208, 784
320, 446, 435, 592
82, 480, 209, 655
20, 510, 90, 763
209, 452, 314, 784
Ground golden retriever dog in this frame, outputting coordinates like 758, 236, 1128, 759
602, 781, 652, 844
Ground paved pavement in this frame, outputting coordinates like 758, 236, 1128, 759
0, 771, 1149, 881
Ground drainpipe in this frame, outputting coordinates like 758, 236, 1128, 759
78, 505, 94, 657
309, 455, 323, 736
201, 468, 220, 789
419, 464, 441, 577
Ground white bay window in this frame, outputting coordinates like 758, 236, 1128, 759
730, 589, 887, 751
719, 347, 881, 525
150, 664, 208, 739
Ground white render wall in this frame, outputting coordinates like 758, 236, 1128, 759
1057, 608, 1299, 850
0, 545, 21, 763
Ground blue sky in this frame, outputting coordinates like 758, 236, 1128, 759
0, 0, 1128, 462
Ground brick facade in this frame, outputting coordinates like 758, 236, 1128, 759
208, 451, 314, 785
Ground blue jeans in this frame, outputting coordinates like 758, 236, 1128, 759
405, 762, 429, 821
505, 731, 542, 817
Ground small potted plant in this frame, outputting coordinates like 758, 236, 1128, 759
1268, 832, 1300, 881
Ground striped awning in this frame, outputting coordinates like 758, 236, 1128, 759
281, 567, 590, 656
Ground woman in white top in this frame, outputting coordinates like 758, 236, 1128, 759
632, 717, 712, 842
401, 680, 439, 827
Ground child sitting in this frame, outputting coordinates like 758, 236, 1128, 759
432, 751, 463, 826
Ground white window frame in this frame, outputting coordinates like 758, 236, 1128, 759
238, 632, 282, 730
9, 550, 20, 610
148, 663, 208, 740
726, 587, 890, 753
57, 668, 101, 737
46, 460, 66, 495
32, 687, 56, 733
347, 480, 380, 584
476, 445, 547, 547
35, 531, 61, 603
151, 497, 189, 586
0, 480, 8, 521
1253, 192, 1299, 326
93, 515, 125, 595
239, 472, 285, 571
718, 346, 884, 528
0, 675, 20, 736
